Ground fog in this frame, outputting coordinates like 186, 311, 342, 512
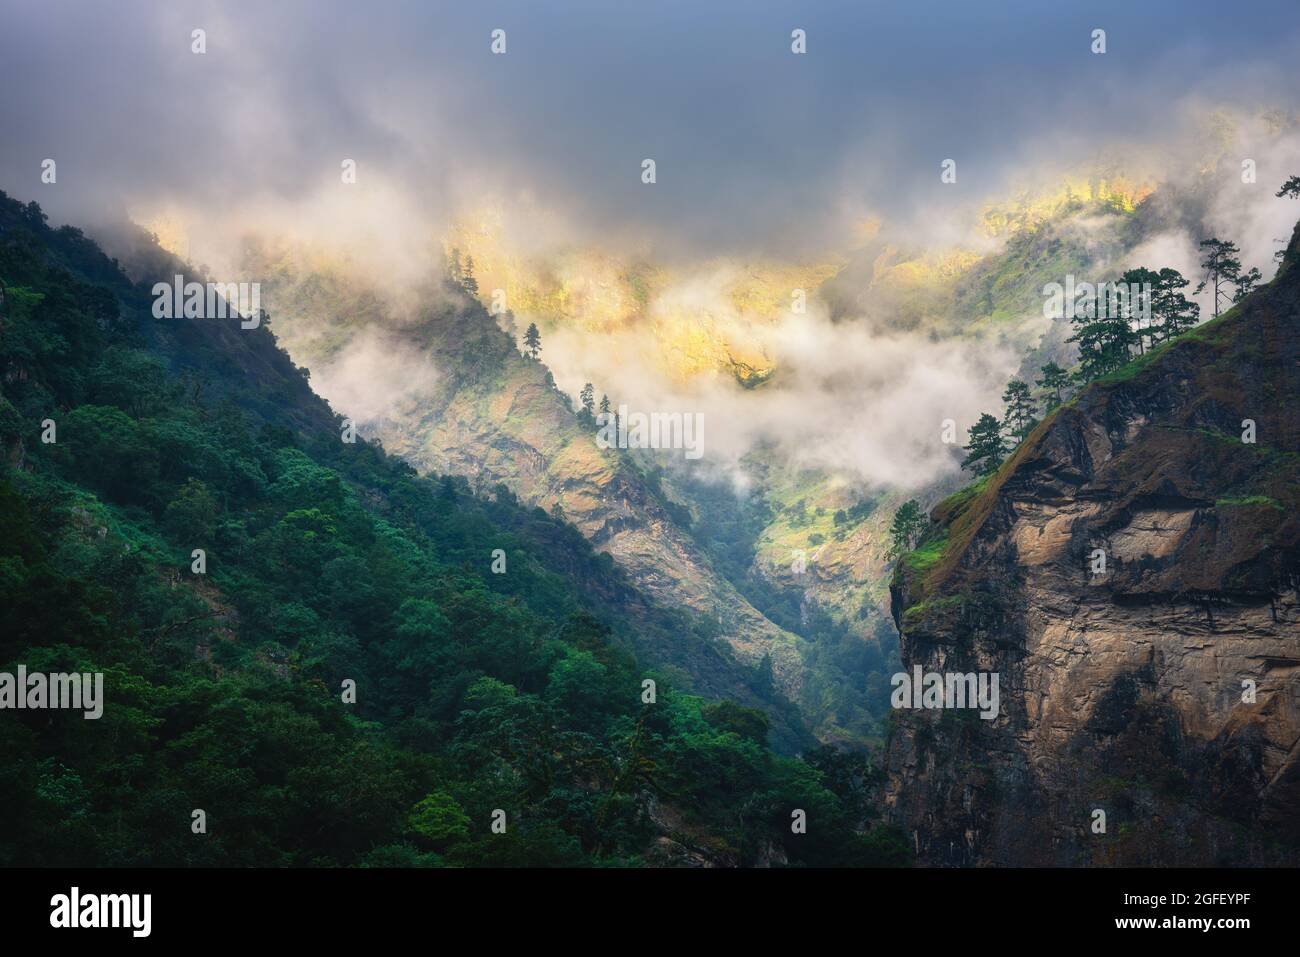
3, 1, 1299, 491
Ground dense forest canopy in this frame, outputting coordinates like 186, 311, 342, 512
0, 192, 906, 867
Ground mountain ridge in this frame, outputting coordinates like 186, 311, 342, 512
885, 218, 1300, 865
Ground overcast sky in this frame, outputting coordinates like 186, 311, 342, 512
3, 0, 1299, 256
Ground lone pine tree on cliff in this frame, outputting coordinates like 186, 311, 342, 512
523, 322, 541, 360
1196, 238, 1242, 318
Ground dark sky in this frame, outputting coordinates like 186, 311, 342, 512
3, 0, 1299, 255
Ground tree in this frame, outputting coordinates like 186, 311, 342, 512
1196, 238, 1242, 318
577, 383, 595, 428
1067, 297, 1136, 383
599, 394, 610, 416
1277, 175, 1300, 199
1150, 267, 1199, 341
700, 700, 770, 746
522, 322, 541, 360
1036, 362, 1071, 411
1234, 266, 1262, 302
407, 792, 471, 849
1001, 378, 1037, 444
961, 413, 1008, 476
462, 256, 479, 295
1115, 267, 1159, 353
887, 500, 927, 560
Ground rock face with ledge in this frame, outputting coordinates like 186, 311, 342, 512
885, 224, 1300, 866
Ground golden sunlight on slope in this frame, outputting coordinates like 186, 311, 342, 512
138, 211, 190, 260
445, 209, 842, 385
978, 173, 1155, 237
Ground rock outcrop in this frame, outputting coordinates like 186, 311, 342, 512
886, 224, 1300, 866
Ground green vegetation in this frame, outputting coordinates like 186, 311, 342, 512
0, 193, 906, 867
886, 500, 927, 561
901, 533, 949, 576
1215, 495, 1284, 510
960, 414, 1008, 476
900, 593, 965, 628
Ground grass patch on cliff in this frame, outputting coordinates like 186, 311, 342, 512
900, 592, 966, 627
901, 533, 949, 576
1215, 495, 1285, 510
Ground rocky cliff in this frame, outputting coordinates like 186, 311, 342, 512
886, 223, 1300, 866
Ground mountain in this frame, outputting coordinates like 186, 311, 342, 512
0, 191, 906, 865
228, 180, 1166, 747
238, 247, 815, 712
885, 219, 1300, 866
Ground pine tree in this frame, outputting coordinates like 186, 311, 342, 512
1277, 175, 1300, 199
961, 413, 1008, 476
462, 256, 479, 295
1151, 267, 1199, 341
1117, 267, 1159, 354
1234, 266, 1262, 302
522, 322, 541, 360
1196, 238, 1242, 318
1001, 378, 1037, 443
1067, 301, 1136, 383
1036, 362, 1071, 411
599, 394, 610, 415
887, 499, 928, 560
578, 383, 595, 427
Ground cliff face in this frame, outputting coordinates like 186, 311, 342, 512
886, 226, 1300, 866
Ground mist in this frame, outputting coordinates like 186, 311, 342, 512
4, 1, 1300, 495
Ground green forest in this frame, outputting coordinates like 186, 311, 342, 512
0, 192, 908, 867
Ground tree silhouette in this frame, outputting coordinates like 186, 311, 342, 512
1114, 267, 1158, 354
961, 413, 1008, 476
1001, 379, 1037, 443
1036, 362, 1071, 411
1196, 238, 1242, 318
1067, 294, 1136, 382
1276, 175, 1300, 199
1151, 267, 1199, 341
1234, 266, 1262, 302
523, 322, 541, 360
462, 256, 479, 295
578, 383, 595, 427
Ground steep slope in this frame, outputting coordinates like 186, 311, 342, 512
242, 254, 812, 703
3, 191, 879, 866
226, 176, 1180, 745
886, 222, 1300, 866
